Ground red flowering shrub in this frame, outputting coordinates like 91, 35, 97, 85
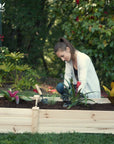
75, 16, 79, 22
0, 34, 4, 42
76, 0, 79, 5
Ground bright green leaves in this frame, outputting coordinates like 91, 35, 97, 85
5, 52, 24, 61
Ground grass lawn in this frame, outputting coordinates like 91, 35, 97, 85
0, 132, 114, 144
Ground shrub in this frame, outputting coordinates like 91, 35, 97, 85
0, 47, 40, 90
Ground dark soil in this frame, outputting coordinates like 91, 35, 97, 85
0, 97, 35, 108
0, 97, 114, 111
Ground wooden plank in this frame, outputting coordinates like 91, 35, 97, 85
39, 120, 114, 128
86, 98, 111, 104
0, 108, 32, 117
38, 109, 114, 134
38, 126, 114, 134
39, 109, 114, 120
38, 118, 114, 134
0, 125, 31, 133
32, 107, 39, 133
0, 108, 33, 133
0, 117, 32, 125
39, 118, 114, 124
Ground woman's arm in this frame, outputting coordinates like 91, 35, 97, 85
77, 54, 90, 93
64, 61, 73, 87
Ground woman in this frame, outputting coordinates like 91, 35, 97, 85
54, 37, 101, 103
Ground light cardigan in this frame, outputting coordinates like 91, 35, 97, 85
64, 50, 101, 98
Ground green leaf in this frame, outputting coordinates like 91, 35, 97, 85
16, 65, 30, 71
19, 95, 33, 101
0, 90, 13, 102
0, 62, 14, 72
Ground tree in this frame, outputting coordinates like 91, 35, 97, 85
2, 0, 65, 75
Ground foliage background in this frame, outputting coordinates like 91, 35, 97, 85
0, 0, 114, 89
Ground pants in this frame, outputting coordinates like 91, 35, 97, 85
56, 82, 76, 102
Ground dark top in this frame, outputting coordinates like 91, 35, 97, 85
73, 67, 79, 81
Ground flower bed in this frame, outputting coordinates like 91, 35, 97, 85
0, 96, 114, 134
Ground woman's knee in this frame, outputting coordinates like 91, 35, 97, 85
56, 82, 64, 94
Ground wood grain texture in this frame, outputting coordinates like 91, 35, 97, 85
0, 98, 114, 134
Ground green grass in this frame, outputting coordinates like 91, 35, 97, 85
0, 132, 114, 144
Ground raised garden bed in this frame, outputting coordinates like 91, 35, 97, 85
0, 96, 114, 134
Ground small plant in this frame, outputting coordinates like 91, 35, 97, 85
47, 93, 57, 105
103, 81, 114, 97
0, 89, 33, 104
64, 79, 94, 109
47, 87, 60, 105
0, 89, 19, 104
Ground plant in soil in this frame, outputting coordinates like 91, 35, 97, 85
45, 93, 58, 105
0, 89, 33, 104
0, 82, 114, 111
0, 90, 114, 111
0, 89, 19, 104
63, 79, 94, 109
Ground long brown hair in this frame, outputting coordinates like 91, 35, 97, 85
54, 37, 76, 60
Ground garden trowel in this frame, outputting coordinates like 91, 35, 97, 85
35, 84, 48, 104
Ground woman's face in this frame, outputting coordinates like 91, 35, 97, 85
56, 47, 71, 62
